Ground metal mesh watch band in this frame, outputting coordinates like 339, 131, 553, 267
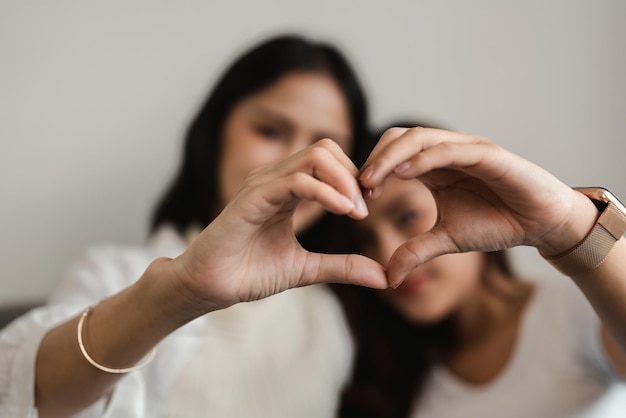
542, 190, 626, 277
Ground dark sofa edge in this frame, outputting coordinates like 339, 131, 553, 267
0, 302, 44, 331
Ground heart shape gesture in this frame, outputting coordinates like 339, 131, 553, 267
169, 129, 593, 315
358, 127, 594, 287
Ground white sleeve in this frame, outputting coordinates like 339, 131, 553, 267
0, 245, 152, 418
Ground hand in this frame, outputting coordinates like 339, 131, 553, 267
359, 127, 595, 287
171, 139, 388, 313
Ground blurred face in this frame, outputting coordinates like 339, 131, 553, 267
357, 176, 485, 324
218, 71, 352, 233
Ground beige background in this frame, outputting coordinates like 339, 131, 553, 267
1, 0, 625, 306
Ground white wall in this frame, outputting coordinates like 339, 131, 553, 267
1, 0, 625, 306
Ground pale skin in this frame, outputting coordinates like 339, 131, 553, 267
34, 72, 386, 418
357, 126, 626, 381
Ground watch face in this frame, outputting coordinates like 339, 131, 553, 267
576, 187, 626, 215
602, 190, 626, 215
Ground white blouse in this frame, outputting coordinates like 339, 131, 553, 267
0, 226, 354, 418
411, 279, 626, 418
1, 226, 625, 417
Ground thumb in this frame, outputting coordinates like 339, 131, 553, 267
301, 253, 389, 289
386, 229, 458, 287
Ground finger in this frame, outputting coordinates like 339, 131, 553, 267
360, 128, 480, 189
385, 229, 459, 287
392, 141, 508, 184
359, 127, 409, 199
314, 138, 361, 176
257, 140, 367, 216
273, 138, 360, 179
299, 252, 389, 289
260, 173, 364, 218
359, 126, 410, 170
358, 127, 412, 200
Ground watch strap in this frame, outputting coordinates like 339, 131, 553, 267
543, 201, 626, 277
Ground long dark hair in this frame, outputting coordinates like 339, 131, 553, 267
328, 121, 516, 418
150, 34, 368, 234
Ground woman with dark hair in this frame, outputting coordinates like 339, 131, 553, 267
0, 34, 385, 417
334, 124, 626, 417
150, 35, 369, 234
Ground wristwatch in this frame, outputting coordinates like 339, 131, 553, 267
542, 187, 626, 277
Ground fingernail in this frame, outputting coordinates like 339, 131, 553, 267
363, 188, 374, 200
391, 275, 405, 289
394, 162, 411, 174
354, 195, 368, 217
361, 166, 374, 182
338, 194, 355, 210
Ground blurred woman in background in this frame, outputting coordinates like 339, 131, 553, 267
335, 124, 626, 418
0, 34, 385, 418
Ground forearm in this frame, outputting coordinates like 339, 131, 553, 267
538, 190, 626, 351
570, 237, 626, 350
35, 257, 206, 418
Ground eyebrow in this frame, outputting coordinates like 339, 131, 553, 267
249, 105, 294, 131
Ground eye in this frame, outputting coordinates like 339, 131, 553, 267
255, 124, 286, 141
396, 209, 419, 229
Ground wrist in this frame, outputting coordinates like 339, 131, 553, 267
536, 189, 598, 257
71, 258, 207, 373
133, 257, 212, 330
538, 187, 626, 277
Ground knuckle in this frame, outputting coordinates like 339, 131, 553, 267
308, 145, 332, 162
343, 256, 354, 282
315, 137, 338, 149
439, 141, 455, 152
289, 171, 310, 184
407, 126, 426, 138
382, 126, 406, 139
473, 134, 490, 144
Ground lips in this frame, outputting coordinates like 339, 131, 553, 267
395, 270, 434, 295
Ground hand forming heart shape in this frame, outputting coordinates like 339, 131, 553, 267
174, 127, 592, 313
354, 127, 591, 287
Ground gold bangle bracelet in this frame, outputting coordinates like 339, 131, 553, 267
77, 306, 158, 374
